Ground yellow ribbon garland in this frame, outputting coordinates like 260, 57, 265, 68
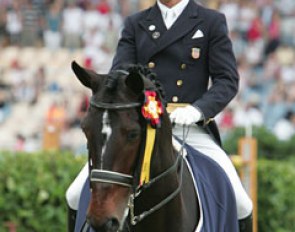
140, 124, 156, 185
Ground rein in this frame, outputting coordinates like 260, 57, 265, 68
88, 97, 188, 227
129, 153, 184, 226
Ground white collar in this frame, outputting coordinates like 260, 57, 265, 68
157, 0, 189, 19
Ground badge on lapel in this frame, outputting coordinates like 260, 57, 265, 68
149, 25, 156, 31
192, 47, 201, 59
152, 31, 160, 40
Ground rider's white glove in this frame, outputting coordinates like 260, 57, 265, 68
169, 105, 203, 125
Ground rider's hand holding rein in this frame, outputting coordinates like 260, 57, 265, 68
169, 105, 203, 125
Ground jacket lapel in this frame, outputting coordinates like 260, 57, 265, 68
139, 0, 203, 61
138, 4, 166, 63
139, 4, 166, 44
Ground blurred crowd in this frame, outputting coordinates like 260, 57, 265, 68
0, 0, 295, 153
0, 0, 134, 65
215, 0, 295, 140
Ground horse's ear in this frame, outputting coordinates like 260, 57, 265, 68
71, 61, 93, 89
125, 71, 144, 95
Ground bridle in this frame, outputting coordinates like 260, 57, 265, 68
89, 97, 141, 188
88, 94, 186, 228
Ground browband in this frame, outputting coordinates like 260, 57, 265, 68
90, 98, 141, 110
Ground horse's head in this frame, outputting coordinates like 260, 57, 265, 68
72, 61, 172, 231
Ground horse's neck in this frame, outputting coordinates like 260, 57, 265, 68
151, 116, 175, 173
148, 120, 199, 231
134, 143, 199, 232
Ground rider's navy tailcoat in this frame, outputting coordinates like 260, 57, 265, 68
111, 0, 239, 145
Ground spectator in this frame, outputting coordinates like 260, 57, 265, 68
14, 133, 26, 151
245, 11, 265, 65
21, 0, 43, 46
260, 0, 275, 26
9, 60, 27, 101
275, 0, 295, 16
273, 110, 295, 141
46, 100, 67, 129
96, 0, 111, 14
82, 1, 101, 35
234, 94, 264, 128
219, 0, 239, 32
230, 29, 248, 63
218, 107, 235, 137
43, 1, 62, 50
101, 17, 120, 54
62, 1, 83, 49
264, 10, 281, 57
0, 88, 11, 124
81, 0, 104, 66
279, 61, 295, 84
5, 2, 22, 45
237, 57, 254, 94
247, 14, 264, 43
118, 0, 131, 17
69, 92, 89, 128
263, 52, 281, 82
238, 1, 257, 38
263, 80, 288, 128
0, 7, 7, 47
31, 66, 46, 104
82, 25, 107, 70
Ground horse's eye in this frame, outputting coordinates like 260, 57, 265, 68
126, 130, 140, 142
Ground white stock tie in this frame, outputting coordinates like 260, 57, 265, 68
165, 10, 176, 30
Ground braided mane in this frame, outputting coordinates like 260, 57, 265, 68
123, 64, 166, 101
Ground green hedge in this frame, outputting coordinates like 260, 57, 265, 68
258, 158, 295, 232
0, 151, 86, 232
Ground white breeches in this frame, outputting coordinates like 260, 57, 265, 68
66, 162, 89, 210
66, 124, 253, 219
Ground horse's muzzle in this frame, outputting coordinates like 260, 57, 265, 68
87, 216, 120, 232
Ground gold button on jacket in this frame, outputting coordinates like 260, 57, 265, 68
148, 62, 155, 69
172, 96, 179, 102
177, 80, 183, 86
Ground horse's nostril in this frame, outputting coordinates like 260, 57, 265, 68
87, 216, 120, 232
105, 218, 120, 232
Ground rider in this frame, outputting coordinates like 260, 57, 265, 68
111, 0, 253, 231
66, 0, 253, 231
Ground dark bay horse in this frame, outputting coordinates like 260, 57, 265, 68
71, 61, 238, 232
